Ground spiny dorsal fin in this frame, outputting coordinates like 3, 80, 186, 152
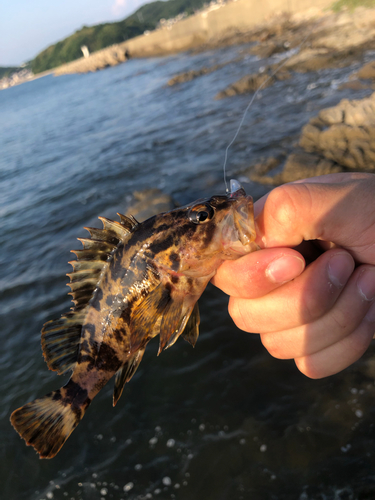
113, 348, 145, 406
68, 214, 135, 309
117, 213, 139, 231
41, 213, 136, 375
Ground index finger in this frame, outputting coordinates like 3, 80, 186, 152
212, 247, 305, 299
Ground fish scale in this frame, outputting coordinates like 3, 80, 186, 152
10, 182, 258, 458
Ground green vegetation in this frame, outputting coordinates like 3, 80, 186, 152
0, 67, 19, 79
31, 0, 207, 74
331, 0, 375, 11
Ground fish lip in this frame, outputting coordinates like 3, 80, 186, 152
232, 195, 257, 249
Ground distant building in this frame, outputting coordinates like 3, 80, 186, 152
81, 46, 90, 58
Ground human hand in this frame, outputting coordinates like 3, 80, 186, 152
213, 172, 375, 378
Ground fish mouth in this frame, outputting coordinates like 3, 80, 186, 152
231, 196, 258, 252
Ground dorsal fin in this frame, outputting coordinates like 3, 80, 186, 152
117, 213, 139, 231
41, 213, 137, 375
68, 215, 135, 309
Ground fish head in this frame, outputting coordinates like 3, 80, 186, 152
149, 181, 258, 278
187, 180, 258, 259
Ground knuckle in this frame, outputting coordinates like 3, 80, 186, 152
228, 298, 248, 332
300, 290, 329, 324
265, 184, 310, 234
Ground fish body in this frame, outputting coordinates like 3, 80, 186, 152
10, 184, 257, 458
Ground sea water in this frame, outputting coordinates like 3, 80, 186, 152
1, 45, 375, 500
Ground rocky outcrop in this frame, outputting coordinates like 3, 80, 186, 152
300, 93, 375, 171
54, 46, 129, 75
215, 8, 375, 99
356, 61, 375, 80
249, 153, 342, 185
215, 69, 290, 99
167, 63, 227, 86
249, 91, 375, 185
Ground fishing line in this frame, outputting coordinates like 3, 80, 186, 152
223, 31, 312, 193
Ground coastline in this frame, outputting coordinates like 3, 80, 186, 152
53, 0, 334, 76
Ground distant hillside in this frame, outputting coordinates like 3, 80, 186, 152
31, 0, 207, 74
0, 67, 19, 79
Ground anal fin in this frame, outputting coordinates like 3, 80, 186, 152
113, 348, 146, 406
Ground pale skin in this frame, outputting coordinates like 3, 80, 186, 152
212, 172, 375, 379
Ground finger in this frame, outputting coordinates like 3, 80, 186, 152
295, 303, 375, 379
253, 172, 372, 218
261, 265, 375, 359
254, 177, 375, 263
292, 172, 372, 185
212, 248, 305, 299
228, 249, 354, 334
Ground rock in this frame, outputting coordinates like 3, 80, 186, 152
338, 80, 374, 91
125, 188, 176, 222
54, 46, 129, 75
249, 41, 289, 59
248, 153, 341, 185
356, 60, 375, 80
249, 92, 375, 186
281, 153, 342, 182
215, 69, 290, 99
167, 63, 226, 86
284, 46, 369, 73
299, 93, 375, 172
248, 157, 282, 185
317, 94, 375, 127
301, 124, 375, 171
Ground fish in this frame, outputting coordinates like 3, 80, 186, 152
10, 179, 258, 459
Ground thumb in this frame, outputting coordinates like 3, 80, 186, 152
255, 178, 375, 263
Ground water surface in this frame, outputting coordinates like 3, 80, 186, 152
1, 45, 375, 500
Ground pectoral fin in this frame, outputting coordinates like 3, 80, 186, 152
181, 302, 200, 347
158, 295, 185, 355
129, 283, 170, 349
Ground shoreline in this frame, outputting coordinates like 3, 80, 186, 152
53, 0, 334, 76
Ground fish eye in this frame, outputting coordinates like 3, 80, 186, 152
188, 203, 215, 224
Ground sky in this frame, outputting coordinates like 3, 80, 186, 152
0, 0, 151, 67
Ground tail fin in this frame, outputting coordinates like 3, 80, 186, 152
10, 386, 90, 459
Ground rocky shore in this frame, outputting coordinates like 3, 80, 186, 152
52, 3, 375, 186
53, 0, 333, 76
165, 6, 375, 185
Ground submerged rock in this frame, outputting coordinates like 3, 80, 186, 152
125, 188, 176, 222
167, 63, 227, 86
215, 69, 290, 99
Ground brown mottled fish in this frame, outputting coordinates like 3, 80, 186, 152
10, 180, 258, 458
